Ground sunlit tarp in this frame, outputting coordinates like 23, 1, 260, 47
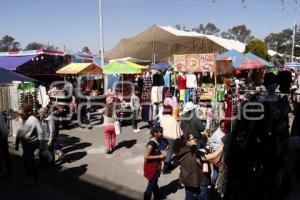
103, 61, 146, 74
56, 63, 102, 74
105, 25, 247, 63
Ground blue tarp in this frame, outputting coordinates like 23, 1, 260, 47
107, 74, 119, 89
0, 68, 36, 84
0, 55, 36, 70
152, 63, 170, 70
285, 62, 300, 70
216, 49, 247, 69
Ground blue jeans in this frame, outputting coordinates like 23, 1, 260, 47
185, 186, 208, 200
145, 170, 160, 200
211, 167, 219, 187
165, 139, 175, 163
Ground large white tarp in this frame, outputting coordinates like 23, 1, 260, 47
105, 25, 247, 62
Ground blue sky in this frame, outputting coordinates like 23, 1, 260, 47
0, 0, 299, 54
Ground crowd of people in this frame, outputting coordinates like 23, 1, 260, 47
0, 69, 299, 200
141, 71, 300, 200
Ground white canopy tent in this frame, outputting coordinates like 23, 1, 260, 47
105, 25, 247, 63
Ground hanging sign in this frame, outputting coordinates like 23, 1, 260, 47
174, 54, 215, 73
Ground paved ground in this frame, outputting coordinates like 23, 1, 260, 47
1, 119, 300, 200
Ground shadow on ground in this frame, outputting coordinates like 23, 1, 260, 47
1, 134, 142, 200
114, 139, 137, 151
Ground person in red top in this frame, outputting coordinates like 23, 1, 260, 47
143, 126, 166, 200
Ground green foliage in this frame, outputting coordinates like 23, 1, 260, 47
82, 46, 91, 54
228, 25, 252, 43
192, 23, 220, 35
245, 39, 268, 59
0, 35, 21, 51
25, 42, 45, 50
175, 24, 189, 31
264, 26, 299, 56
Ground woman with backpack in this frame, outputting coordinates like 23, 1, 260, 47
143, 126, 166, 200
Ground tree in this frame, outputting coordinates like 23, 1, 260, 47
192, 24, 205, 34
192, 23, 220, 35
46, 44, 59, 51
264, 27, 299, 56
204, 23, 220, 35
228, 25, 252, 43
0, 35, 21, 51
25, 42, 45, 50
245, 39, 268, 59
175, 24, 189, 31
221, 31, 234, 39
82, 46, 91, 54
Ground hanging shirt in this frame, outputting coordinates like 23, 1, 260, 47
216, 88, 225, 102
186, 74, 197, 88
152, 73, 165, 86
164, 72, 171, 88
177, 74, 187, 90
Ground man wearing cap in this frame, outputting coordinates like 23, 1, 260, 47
180, 102, 206, 149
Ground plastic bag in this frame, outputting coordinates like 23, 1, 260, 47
114, 120, 121, 135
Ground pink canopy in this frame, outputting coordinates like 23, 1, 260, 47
237, 60, 263, 70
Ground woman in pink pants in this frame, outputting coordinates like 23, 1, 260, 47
102, 103, 116, 154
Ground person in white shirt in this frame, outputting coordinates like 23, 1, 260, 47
0, 112, 12, 178
15, 104, 42, 184
208, 120, 229, 188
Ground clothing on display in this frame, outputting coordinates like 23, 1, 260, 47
186, 73, 197, 88
216, 87, 225, 102
177, 74, 187, 90
141, 76, 152, 103
152, 73, 164, 86
164, 71, 171, 88
142, 104, 153, 122
151, 86, 163, 103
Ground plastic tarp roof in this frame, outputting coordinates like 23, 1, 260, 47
103, 61, 146, 74
216, 49, 247, 68
244, 52, 274, 68
285, 62, 300, 70
0, 68, 36, 84
56, 63, 102, 74
152, 63, 171, 70
105, 25, 247, 62
0, 55, 37, 70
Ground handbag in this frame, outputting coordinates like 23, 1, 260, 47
114, 120, 121, 135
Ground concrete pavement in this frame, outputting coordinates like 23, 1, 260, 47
2, 120, 300, 200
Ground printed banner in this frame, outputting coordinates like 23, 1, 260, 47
174, 54, 215, 73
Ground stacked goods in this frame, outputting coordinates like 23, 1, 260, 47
0, 85, 10, 111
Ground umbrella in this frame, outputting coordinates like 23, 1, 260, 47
103, 60, 146, 74
284, 62, 300, 70
103, 61, 146, 95
152, 63, 170, 70
244, 52, 274, 68
216, 49, 247, 69
0, 68, 37, 84
237, 60, 263, 70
